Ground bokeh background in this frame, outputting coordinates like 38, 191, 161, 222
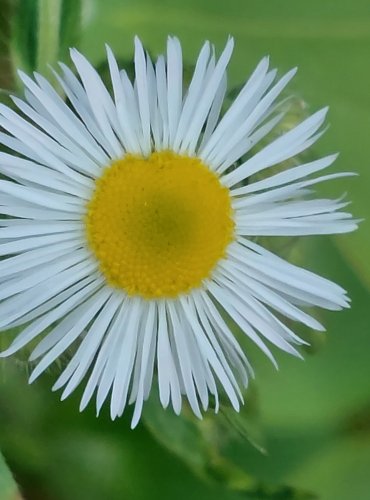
0, 0, 369, 499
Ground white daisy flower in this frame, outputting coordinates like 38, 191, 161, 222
0, 37, 358, 427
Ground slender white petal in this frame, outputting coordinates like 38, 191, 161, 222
69, 49, 124, 158
0, 239, 81, 279
180, 37, 234, 154
167, 300, 202, 418
0, 261, 99, 330
28, 288, 111, 383
0, 274, 103, 355
55, 63, 113, 161
79, 299, 129, 412
241, 154, 338, 194
155, 55, 169, 149
110, 297, 142, 419
173, 41, 211, 151
134, 37, 152, 155
0, 249, 87, 301
166, 36, 183, 146
157, 301, 182, 414
0, 232, 81, 256
182, 294, 243, 407
106, 45, 141, 153
223, 107, 328, 187
0, 180, 83, 212
0, 153, 93, 197
18, 70, 107, 161
11, 95, 102, 176
131, 301, 157, 428
216, 111, 285, 174
53, 294, 122, 397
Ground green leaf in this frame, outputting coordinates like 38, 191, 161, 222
304, 404, 370, 498
142, 394, 314, 498
59, 0, 82, 61
10, 0, 82, 81
142, 393, 258, 489
221, 404, 267, 456
142, 396, 209, 474
0, 451, 21, 500
0, 0, 16, 89
10, 0, 38, 74
36, 0, 63, 75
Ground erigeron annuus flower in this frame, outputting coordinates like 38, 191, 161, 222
0, 36, 358, 427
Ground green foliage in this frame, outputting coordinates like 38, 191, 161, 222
0, 452, 20, 500
10, 0, 38, 74
10, 0, 82, 80
59, 0, 82, 61
0, 0, 15, 90
0, 362, 316, 500
142, 392, 266, 491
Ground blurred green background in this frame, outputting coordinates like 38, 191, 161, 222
0, 0, 369, 499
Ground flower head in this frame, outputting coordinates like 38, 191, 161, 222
0, 37, 358, 427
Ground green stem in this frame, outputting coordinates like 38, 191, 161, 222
37, 0, 62, 75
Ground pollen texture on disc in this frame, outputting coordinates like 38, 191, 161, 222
85, 151, 235, 298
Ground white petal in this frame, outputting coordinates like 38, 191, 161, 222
134, 37, 152, 155
219, 259, 324, 332
157, 300, 182, 414
182, 294, 243, 408
0, 239, 81, 279
106, 45, 141, 153
215, 111, 285, 174
18, 70, 106, 162
79, 299, 129, 412
223, 107, 328, 187
173, 41, 211, 151
166, 36, 183, 146
131, 301, 157, 428
241, 154, 338, 194
0, 260, 98, 330
155, 55, 170, 149
167, 300, 202, 418
69, 49, 124, 158
0, 249, 87, 300
11, 95, 102, 176
28, 288, 112, 383
110, 297, 142, 419
0, 274, 103, 356
53, 294, 122, 399
55, 63, 112, 161
0, 231, 81, 256
231, 239, 349, 309
179, 37, 234, 154
0, 180, 83, 212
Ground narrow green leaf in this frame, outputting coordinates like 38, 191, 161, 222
142, 394, 313, 497
0, 0, 16, 89
221, 405, 267, 456
59, 0, 82, 61
37, 0, 62, 75
10, 0, 38, 74
0, 451, 21, 500
10, 0, 82, 84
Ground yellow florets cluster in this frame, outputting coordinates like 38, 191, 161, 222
86, 151, 234, 298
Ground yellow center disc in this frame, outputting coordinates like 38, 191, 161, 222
85, 150, 234, 298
